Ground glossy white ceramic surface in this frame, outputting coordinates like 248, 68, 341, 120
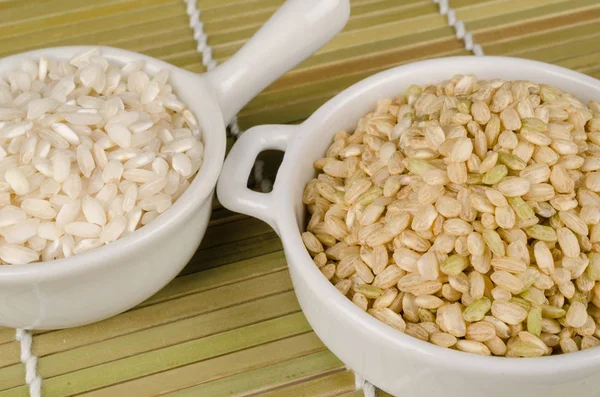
0, 0, 351, 329
217, 57, 600, 397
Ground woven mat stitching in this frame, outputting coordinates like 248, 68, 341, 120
435, 0, 485, 56
185, 0, 272, 191
16, 328, 41, 397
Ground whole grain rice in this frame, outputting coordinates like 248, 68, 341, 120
303, 74, 600, 356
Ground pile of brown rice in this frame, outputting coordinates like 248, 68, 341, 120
303, 74, 600, 357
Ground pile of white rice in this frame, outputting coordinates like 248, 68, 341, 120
0, 48, 204, 264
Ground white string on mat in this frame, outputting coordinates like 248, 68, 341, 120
184, 0, 268, 190
16, 328, 42, 397
434, 0, 485, 56
355, 371, 376, 397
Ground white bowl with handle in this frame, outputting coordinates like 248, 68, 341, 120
0, 0, 351, 330
217, 57, 600, 397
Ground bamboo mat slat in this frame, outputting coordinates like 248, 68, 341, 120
0, 0, 181, 40
6, 313, 315, 397
457, 0, 600, 80
0, 294, 302, 391
1, 0, 600, 396
75, 333, 333, 397
157, 350, 343, 397
0, 329, 15, 345
256, 370, 357, 397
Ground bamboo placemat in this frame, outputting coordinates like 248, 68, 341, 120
0, 0, 599, 396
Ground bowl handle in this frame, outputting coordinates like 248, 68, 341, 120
216, 125, 294, 233
206, 0, 351, 125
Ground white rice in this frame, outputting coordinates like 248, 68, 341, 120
0, 49, 204, 264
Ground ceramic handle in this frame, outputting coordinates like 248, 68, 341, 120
207, 0, 351, 124
216, 125, 294, 233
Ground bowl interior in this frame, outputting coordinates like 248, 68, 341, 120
0, 46, 226, 279
276, 56, 600, 374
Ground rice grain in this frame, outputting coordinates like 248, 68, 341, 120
305, 75, 600, 357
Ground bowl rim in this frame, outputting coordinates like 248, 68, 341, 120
0, 46, 226, 282
276, 55, 600, 375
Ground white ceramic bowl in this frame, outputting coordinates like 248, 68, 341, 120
217, 57, 600, 397
0, 0, 351, 330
